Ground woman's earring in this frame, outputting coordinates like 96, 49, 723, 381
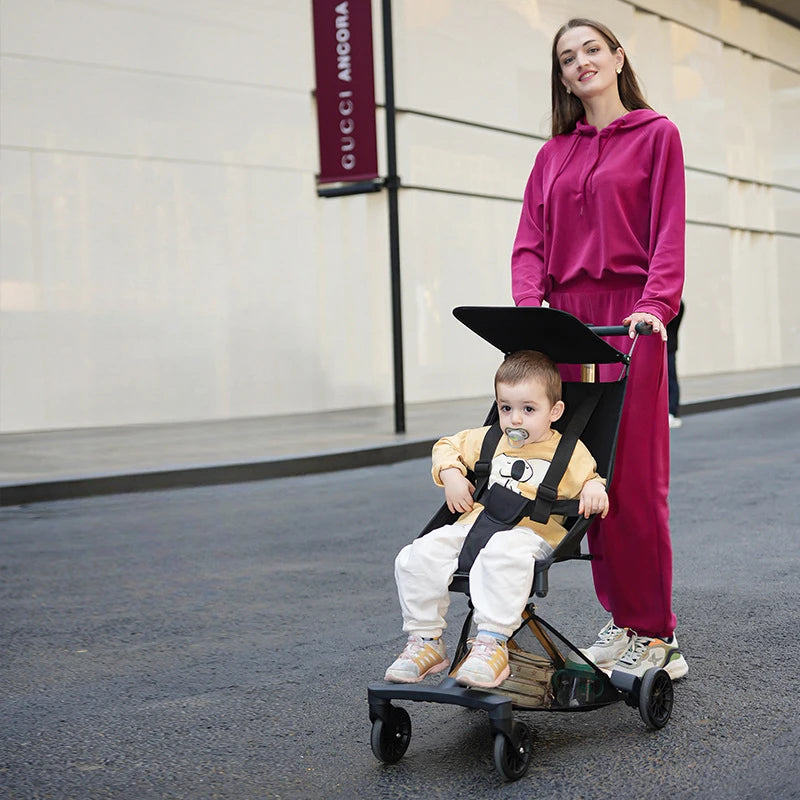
616, 65, 622, 74
566, 86, 571, 94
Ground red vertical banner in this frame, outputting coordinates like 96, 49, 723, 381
312, 0, 379, 184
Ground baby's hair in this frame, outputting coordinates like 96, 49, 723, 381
495, 350, 562, 406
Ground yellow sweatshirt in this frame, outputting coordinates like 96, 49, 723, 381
431, 427, 603, 549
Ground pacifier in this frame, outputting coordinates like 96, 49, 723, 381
505, 427, 529, 447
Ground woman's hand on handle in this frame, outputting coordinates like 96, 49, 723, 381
623, 312, 667, 341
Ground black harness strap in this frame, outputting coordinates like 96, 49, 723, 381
530, 384, 603, 524
452, 420, 502, 572
471, 421, 503, 504
456, 484, 531, 574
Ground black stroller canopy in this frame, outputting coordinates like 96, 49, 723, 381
454, 307, 628, 365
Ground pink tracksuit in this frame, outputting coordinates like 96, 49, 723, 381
512, 109, 685, 637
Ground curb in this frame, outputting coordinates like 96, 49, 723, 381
1, 388, 798, 507
0, 440, 438, 507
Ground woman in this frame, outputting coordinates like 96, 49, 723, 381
511, 18, 688, 678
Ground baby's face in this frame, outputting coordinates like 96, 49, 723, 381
496, 379, 561, 447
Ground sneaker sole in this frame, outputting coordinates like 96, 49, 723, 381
384, 659, 451, 684
607, 654, 689, 681
454, 665, 511, 689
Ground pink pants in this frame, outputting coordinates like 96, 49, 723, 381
550, 286, 677, 638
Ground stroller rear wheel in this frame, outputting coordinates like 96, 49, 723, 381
493, 720, 532, 781
638, 668, 673, 729
370, 705, 412, 764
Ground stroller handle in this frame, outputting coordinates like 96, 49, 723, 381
588, 321, 653, 337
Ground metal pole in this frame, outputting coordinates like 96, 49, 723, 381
381, 0, 405, 433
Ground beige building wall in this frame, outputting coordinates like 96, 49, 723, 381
1, 0, 798, 432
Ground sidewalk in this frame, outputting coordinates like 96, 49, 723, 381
1, 365, 799, 506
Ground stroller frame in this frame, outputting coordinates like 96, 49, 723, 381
367, 307, 675, 781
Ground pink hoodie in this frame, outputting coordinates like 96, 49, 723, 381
511, 109, 685, 324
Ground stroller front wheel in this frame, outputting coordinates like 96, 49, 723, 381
493, 720, 532, 781
638, 667, 674, 729
370, 705, 412, 764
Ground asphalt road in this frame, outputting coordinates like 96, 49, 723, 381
1, 398, 799, 800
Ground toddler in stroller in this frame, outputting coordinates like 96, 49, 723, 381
385, 348, 608, 688
368, 306, 677, 781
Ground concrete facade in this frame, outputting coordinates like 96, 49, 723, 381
1, 0, 798, 432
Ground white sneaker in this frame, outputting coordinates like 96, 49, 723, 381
669, 414, 682, 428
580, 620, 631, 668
454, 633, 510, 688
613, 633, 689, 680
384, 635, 450, 683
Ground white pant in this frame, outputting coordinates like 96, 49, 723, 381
394, 522, 553, 639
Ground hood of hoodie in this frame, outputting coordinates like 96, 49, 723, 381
575, 108, 666, 136
546, 108, 668, 221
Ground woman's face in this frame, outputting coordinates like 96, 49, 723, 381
556, 25, 623, 102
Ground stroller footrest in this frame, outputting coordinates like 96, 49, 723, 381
368, 679, 514, 734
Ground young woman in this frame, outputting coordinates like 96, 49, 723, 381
511, 18, 688, 679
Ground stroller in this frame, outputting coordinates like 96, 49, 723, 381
367, 306, 674, 781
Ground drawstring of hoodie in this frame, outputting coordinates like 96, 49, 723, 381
546, 120, 625, 223
544, 134, 582, 233
579, 125, 620, 214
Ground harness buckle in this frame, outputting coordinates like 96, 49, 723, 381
536, 483, 558, 504
474, 459, 492, 478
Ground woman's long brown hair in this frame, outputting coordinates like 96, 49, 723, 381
550, 18, 652, 137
